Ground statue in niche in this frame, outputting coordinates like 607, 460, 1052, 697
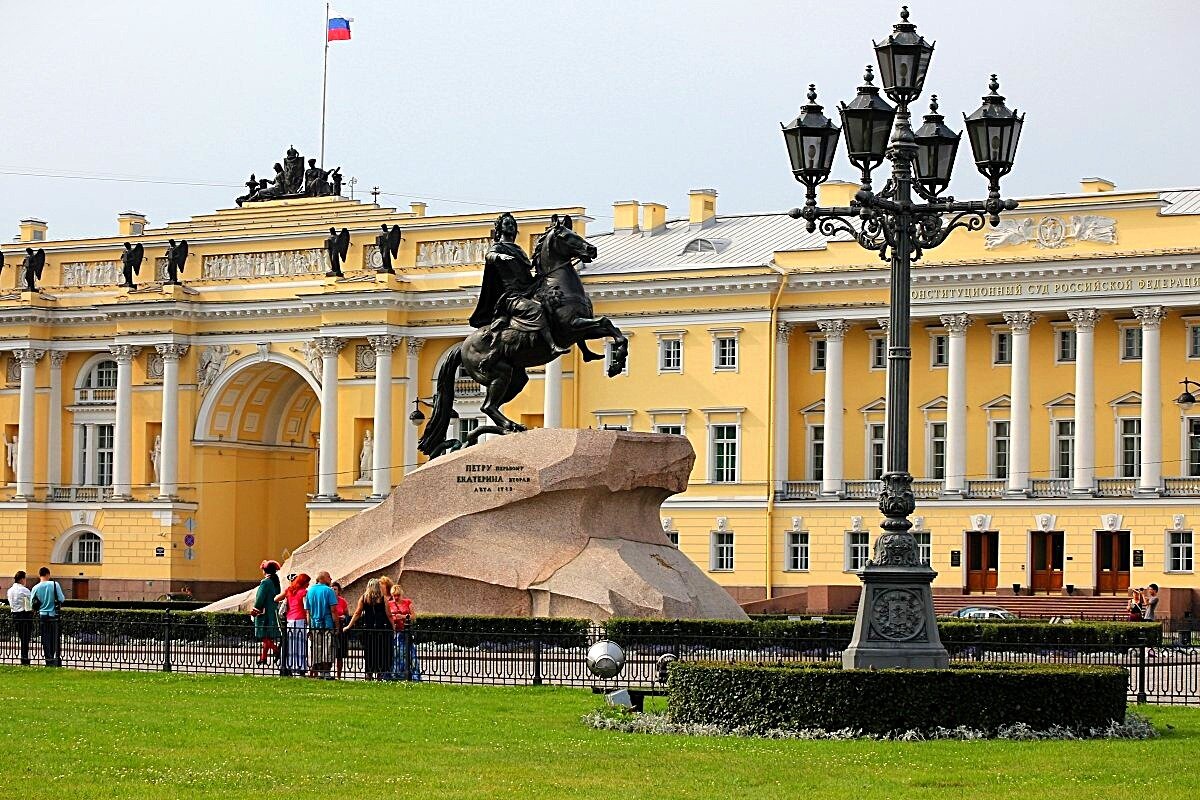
19, 248, 45, 293
119, 242, 145, 289
324, 227, 350, 277
375, 224, 401, 274
4, 435, 16, 475
150, 435, 162, 484
164, 239, 188, 285
359, 430, 373, 481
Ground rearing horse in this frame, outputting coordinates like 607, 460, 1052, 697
418, 215, 628, 457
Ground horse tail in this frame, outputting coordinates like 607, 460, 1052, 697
417, 344, 461, 457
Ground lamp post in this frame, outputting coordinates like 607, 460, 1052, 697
781, 7, 1024, 669
1176, 378, 1198, 412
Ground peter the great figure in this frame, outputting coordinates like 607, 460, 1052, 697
469, 212, 567, 358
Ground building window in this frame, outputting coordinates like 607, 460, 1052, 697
1189, 325, 1200, 359
808, 425, 825, 481
993, 331, 1012, 365
785, 531, 810, 571
812, 339, 827, 371
710, 424, 739, 483
65, 531, 102, 564
1121, 327, 1143, 361
930, 334, 948, 367
1188, 418, 1200, 477
870, 336, 887, 370
846, 531, 870, 571
1168, 531, 1193, 573
928, 422, 946, 479
991, 420, 1010, 480
710, 530, 734, 571
664, 527, 679, 547
456, 416, 481, 441
78, 424, 116, 487
714, 337, 738, 371
913, 530, 931, 565
867, 423, 885, 480
77, 359, 118, 404
655, 424, 683, 436
1055, 419, 1075, 480
603, 341, 629, 376
1057, 329, 1077, 363
1120, 418, 1141, 478
658, 337, 682, 373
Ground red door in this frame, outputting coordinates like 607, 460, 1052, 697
966, 531, 999, 593
71, 578, 89, 601
1030, 532, 1064, 594
1096, 531, 1130, 594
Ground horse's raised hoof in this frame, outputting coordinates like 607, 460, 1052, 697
505, 422, 528, 433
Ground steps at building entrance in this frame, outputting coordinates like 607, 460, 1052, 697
932, 594, 1130, 619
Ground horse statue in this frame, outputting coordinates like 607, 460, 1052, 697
417, 214, 627, 457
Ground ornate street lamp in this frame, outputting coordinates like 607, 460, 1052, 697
1176, 378, 1198, 412
781, 6, 1023, 670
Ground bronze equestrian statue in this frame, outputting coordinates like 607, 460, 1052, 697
418, 213, 627, 457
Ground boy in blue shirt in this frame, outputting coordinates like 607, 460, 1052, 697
30, 567, 65, 666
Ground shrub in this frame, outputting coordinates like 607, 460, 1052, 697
411, 615, 589, 648
667, 661, 1128, 735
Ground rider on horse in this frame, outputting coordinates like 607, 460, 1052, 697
469, 213, 568, 358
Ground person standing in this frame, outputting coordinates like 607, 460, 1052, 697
387, 583, 419, 681
7, 571, 32, 665
1144, 583, 1160, 622
304, 571, 338, 679
344, 578, 392, 680
1127, 587, 1144, 622
275, 573, 310, 676
29, 567, 65, 666
332, 581, 350, 680
251, 560, 282, 666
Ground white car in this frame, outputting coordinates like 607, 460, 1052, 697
949, 606, 1017, 620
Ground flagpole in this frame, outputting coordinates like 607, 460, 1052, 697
320, 2, 330, 168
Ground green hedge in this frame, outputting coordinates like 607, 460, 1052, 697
410, 615, 590, 647
667, 661, 1128, 735
606, 617, 1161, 650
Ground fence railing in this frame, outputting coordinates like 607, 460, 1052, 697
0, 612, 1196, 704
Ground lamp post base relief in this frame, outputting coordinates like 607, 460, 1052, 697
842, 563, 949, 670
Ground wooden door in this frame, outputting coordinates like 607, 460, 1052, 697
966, 531, 999, 593
1095, 531, 1131, 594
1030, 531, 1064, 593
71, 578, 89, 601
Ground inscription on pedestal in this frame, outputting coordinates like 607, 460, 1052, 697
455, 463, 531, 493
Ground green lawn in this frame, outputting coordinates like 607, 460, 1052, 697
0, 667, 1197, 799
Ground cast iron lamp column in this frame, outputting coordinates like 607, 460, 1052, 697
781, 7, 1024, 668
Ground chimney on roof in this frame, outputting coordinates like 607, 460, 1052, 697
18, 218, 47, 243
118, 211, 147, 237
688, 189, 717, 227
642, 202, 667, 234
818, 180, 859, 207
409, 202, 427, 216
613, 200, 640, 234
1080, 177, 1116, 193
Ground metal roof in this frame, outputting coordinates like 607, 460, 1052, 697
1160, 190, 1200, 216
582, 213, 831, 275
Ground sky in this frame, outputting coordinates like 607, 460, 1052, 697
2, 0, 1197, 240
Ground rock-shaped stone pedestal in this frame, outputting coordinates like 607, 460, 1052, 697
842, 564, 949, 669
207, 429, 746, 621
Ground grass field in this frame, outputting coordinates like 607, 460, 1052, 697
1, 667, 1197, 799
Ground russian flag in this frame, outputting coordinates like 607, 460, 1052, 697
327, 15, 351, 42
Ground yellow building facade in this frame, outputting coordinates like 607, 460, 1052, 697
1, 179, 1199, 617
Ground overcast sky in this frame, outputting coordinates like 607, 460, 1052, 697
3, 1, 1197, 240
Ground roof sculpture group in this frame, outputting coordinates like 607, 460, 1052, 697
237, 146, 342, 206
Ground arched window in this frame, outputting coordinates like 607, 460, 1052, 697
78, 359, 118, 404
63, 531, 103, 564
680, 237, 730, 255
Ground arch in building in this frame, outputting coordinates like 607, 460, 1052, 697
52, 525, 104, 564
193, 352, 321, 445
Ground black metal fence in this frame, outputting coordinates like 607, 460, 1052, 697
1, 611, 1197, 705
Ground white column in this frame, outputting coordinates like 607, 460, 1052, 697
314, 336, 346, 499
543, 356, 563, 429
941, 313, 972, 496
155, 344, 188, 499
1068, 309, 1101, 495
47, 352, 67, 489
1134, 306, 1167, 495
876, 317, 890, 473
402, 337, 425, 475
13, 349, 44, 499
367, 335, 400, 498
82, 424, 97, 486
1003, 312, 1035, 496
109, 344, 141, 500
772, 322, 792, 488
817, 320, 851, 496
